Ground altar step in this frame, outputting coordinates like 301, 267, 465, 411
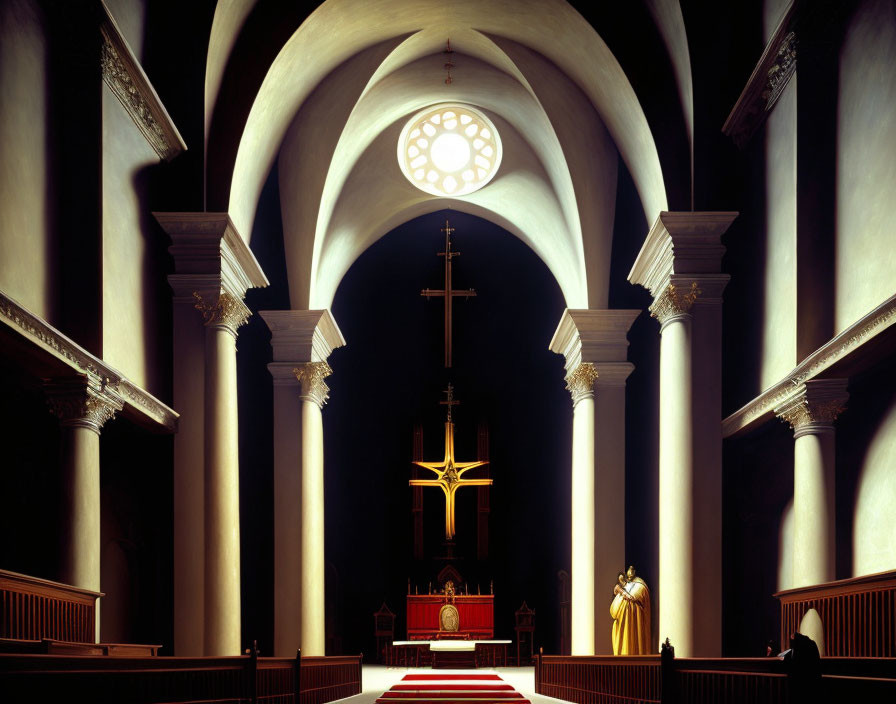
376, 674, 531, 704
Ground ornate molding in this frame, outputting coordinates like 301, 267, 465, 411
649, 282, 700, 327
723, 294, 896, 438
99, 9, 186, 161
763, 32, 797, 111
0, 290, 178, 434
193, 290, 251, 334
46, 376, 124, 434
774, 380, 848, 438
722, 3, 799, 149
294, 361, 333, 408
118, 379, 178, 433
0, 292, 110, 379
565, 362, 599, 406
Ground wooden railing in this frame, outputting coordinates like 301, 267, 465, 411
671, 658, 788, 703
535, 652, 896, 703
299, 655, 362, 704
0, 569, 101, 643
774, 569, 896, 656
0, 651, 362, 704
534, 654, 662, 704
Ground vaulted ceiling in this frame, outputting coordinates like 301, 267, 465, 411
205, 0, 690, 310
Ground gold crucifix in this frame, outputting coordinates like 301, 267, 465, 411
421, 220, 476, 367
410, 385, 491, 541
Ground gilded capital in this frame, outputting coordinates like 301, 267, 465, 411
649, 282, 700, 327
46, 378, 124, 433
294, 361, 333, 408
193, 290, 251, 334
774, 380, 849, 438
565, 362, 599, 406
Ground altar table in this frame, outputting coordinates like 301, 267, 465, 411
391, 639, 511, 669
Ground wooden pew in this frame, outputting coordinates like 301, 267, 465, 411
0, 651, 362, 704
534, 652, 896, 703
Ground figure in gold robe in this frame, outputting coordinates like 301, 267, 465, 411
610, 565, 652, 655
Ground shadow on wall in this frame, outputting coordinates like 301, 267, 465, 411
838, 353, 896, 578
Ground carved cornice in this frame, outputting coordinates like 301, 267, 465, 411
628, 211, 737, 300
722, 2, 799, 149
99, 5, 186, 161
723, 294, 896, 438
0, 290, 178, 433
259, 309, 347, 363
118, 378, 178, 432
193, 290, 251, 334
549, 309, 640, 371
774, 380, 848, 438
46, 376, 124, 434
294, 362, 333, 408
649, 282, 700, 327
157, 212, 270, 300
565, 362, 599, 406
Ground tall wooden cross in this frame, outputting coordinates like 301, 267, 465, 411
421, 220, 476, 367
410, 385, 492, 541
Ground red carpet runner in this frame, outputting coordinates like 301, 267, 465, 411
377, 673, 530, 704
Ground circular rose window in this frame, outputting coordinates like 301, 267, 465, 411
398, 103, 502, 197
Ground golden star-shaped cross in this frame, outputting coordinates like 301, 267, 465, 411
410, 420, 491, 541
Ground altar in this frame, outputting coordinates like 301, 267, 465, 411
406, 594, 494, 640
392, 639, 511, 669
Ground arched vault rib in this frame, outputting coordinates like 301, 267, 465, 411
226, 0, 667, 248
310, 117, 586, 310
286, 51, 592, 310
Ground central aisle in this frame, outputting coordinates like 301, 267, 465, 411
345, 667, 565, 704
377, 672, 528, 703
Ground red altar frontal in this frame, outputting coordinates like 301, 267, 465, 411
406, 595, 494, 640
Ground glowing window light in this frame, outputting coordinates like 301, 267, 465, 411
398, 104, 502, 197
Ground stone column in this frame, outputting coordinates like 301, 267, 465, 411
550, 309, 639, 655
628, 211, 737, 657
567, 361, 599, 655
46, 374, 123, 642
651, 285, 697, 657
156, 212, 269, 655
775, 380, 848, 588
260, 310, 346, 657
194, 290, 251, 656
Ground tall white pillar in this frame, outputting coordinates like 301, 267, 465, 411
628, 211, 737, 656
568, 362, 598, 655
46, 374, 123, 642
195, 291, 251, 655
775, 380, 848, 588
261, 310, 346, 657
652, 286, 697, 657
296, 362, 329, 655
550, 309, 639, 655
157, 212, 269, 655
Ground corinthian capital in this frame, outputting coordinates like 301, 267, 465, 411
774, 379, 849, 438
193, 290, 251, 334
46, 376, 124, 433
566, 362, 599, 406
294, 362, 333, 408
649, 282, 700, 327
